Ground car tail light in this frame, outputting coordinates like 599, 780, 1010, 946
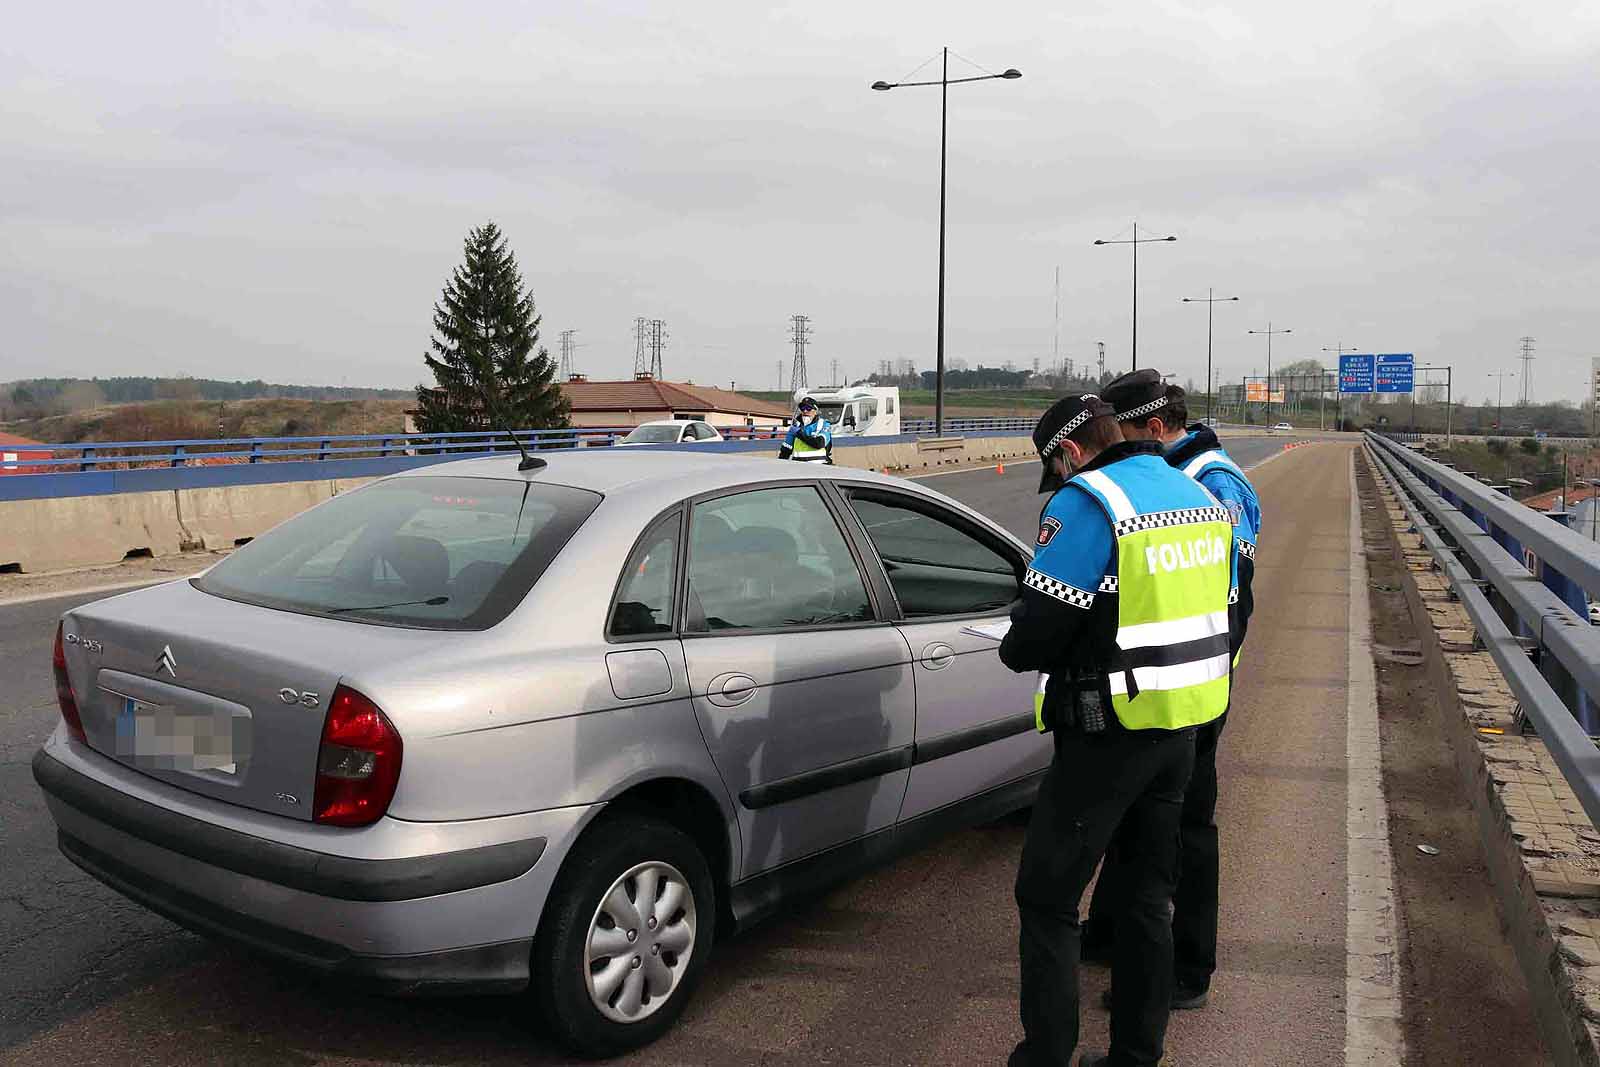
313, 685, 403, 827
53, 623, 87, 744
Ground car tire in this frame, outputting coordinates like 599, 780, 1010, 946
533, 813, 715, 1059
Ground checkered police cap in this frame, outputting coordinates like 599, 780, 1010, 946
1102, 368, 1170, 422
1032, 394, 1114, 459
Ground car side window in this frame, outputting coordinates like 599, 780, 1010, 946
685, 487, 873, 632
610, 513, 680, 637
846, 492, 1021, 618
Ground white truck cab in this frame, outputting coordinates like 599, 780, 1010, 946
791, 386, 901, 437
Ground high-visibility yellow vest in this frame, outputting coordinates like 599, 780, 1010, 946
1069, 457, 1233, 731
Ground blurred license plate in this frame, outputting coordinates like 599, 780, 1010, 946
115, 696, 244, 775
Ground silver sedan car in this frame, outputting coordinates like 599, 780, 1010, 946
35, 450, 1048, 1057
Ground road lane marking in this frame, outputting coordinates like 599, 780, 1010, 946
1344, 451, 1407, 1065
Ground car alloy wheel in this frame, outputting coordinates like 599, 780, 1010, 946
583, 860, 698, 1023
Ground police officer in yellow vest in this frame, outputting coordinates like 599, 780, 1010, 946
1001, 394, 1234, 1067
777, 396, 833, 463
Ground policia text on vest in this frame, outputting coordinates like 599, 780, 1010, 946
1000, 394, 1233, 1067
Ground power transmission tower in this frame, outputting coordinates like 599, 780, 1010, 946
830, 359, 840, 387
776, 360, 784, 390
1097, 341, 1106, 381
1518, 336, 1536, 405
633, 318, 649, 378
558, 329, 578, 380
648, 320, 668, 380
789, 315, 811, 392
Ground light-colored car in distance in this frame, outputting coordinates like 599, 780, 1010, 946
616, 420, 724, 446
1271, 421, 1293, 433
35, 450, 1047, 1057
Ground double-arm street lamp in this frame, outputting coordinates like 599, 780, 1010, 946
1182, 289, 1239, 425
872, 49, 1021, 437
1095, 224, 1177, 371
1488, 370, 1516, 435
1247, 322, 1291, 422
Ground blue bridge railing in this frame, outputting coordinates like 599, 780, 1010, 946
0, 418, 1038, 501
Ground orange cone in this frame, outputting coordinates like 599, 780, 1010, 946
997, 462, 1005, 475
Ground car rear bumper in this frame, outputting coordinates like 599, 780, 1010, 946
32, 737, 598, 993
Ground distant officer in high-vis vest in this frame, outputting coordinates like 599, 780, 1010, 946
777, 396, 833, 463
1084, 371, 1262, 1012
1001, 393, 1234, 1067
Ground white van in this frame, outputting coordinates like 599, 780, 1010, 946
790, 386, 901, 437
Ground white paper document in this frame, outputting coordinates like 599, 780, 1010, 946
960, 619, 1012, 641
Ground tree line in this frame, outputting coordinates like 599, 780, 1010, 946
1, 376, 410, 421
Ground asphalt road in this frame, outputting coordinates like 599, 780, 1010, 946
0, 435, 1519, 1065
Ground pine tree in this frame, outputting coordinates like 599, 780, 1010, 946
414, 222, 570, 434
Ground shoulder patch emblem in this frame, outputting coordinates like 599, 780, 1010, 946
1037, 516, 1062, 546
1224, 499, 1245, 526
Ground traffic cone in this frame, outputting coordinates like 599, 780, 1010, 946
997, 462, 1005, 475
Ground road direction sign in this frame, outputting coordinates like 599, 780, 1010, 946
1376, 353, 1414, 393
1339, 353, 1375, 393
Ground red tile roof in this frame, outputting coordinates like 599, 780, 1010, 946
562, 379, 789, 419
0, 432, 48, 449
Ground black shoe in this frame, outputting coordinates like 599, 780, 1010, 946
1098, 984, 1210, 1011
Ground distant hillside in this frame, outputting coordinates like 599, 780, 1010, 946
7, 396, 412, 445
0, 376, 410, 420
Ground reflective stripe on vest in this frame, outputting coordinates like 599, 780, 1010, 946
1034, 674, 1049, 732
1180, 448, 1245, 482
790, 433, 829, 460
1072, 465, 1232, 731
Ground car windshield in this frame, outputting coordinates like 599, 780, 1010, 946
193, 476, 600, 629
622, 425, 682, 443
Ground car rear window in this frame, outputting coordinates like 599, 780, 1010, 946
623, 425, 681, 443
193, 476, 601, 629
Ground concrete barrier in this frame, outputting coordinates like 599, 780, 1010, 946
0, 490, 190, 573
0, 438, 1033, 574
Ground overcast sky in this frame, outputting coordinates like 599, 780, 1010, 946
3, 0, 1597, 404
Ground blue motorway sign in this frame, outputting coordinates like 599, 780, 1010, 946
1339, 353, 1374, 393
1375, 353, 1414, 393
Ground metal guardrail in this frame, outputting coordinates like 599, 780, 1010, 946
0, 419, 1041, 502
0, 416, 1039, 475
1364, 432, 1600, 828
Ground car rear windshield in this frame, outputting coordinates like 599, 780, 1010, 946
193, 476, 601, 629
622, 425, 681, 443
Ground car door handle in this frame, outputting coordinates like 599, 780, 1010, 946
706, 672, 758, 707
919, 642, 955, 670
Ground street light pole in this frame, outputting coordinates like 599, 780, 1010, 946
872, 51, 1021, 438
1489, 370, 1516, 436
1095, 225, 1177, 371
1248, 322, 1292, 423
1183, 289, 1239, 425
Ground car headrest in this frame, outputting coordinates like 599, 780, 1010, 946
377, 535, 450, 594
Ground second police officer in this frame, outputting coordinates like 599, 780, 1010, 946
1001, 394, 1235, 1067
777, 395, 833, 463
1083, 371, 1262, 1012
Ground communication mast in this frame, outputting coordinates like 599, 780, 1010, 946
789, 315, 812, 392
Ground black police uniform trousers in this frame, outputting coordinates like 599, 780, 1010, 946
1085, 709, 1227, 993
1011, 724, 1196, 1067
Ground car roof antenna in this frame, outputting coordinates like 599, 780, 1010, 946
471, 363, 546, 472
